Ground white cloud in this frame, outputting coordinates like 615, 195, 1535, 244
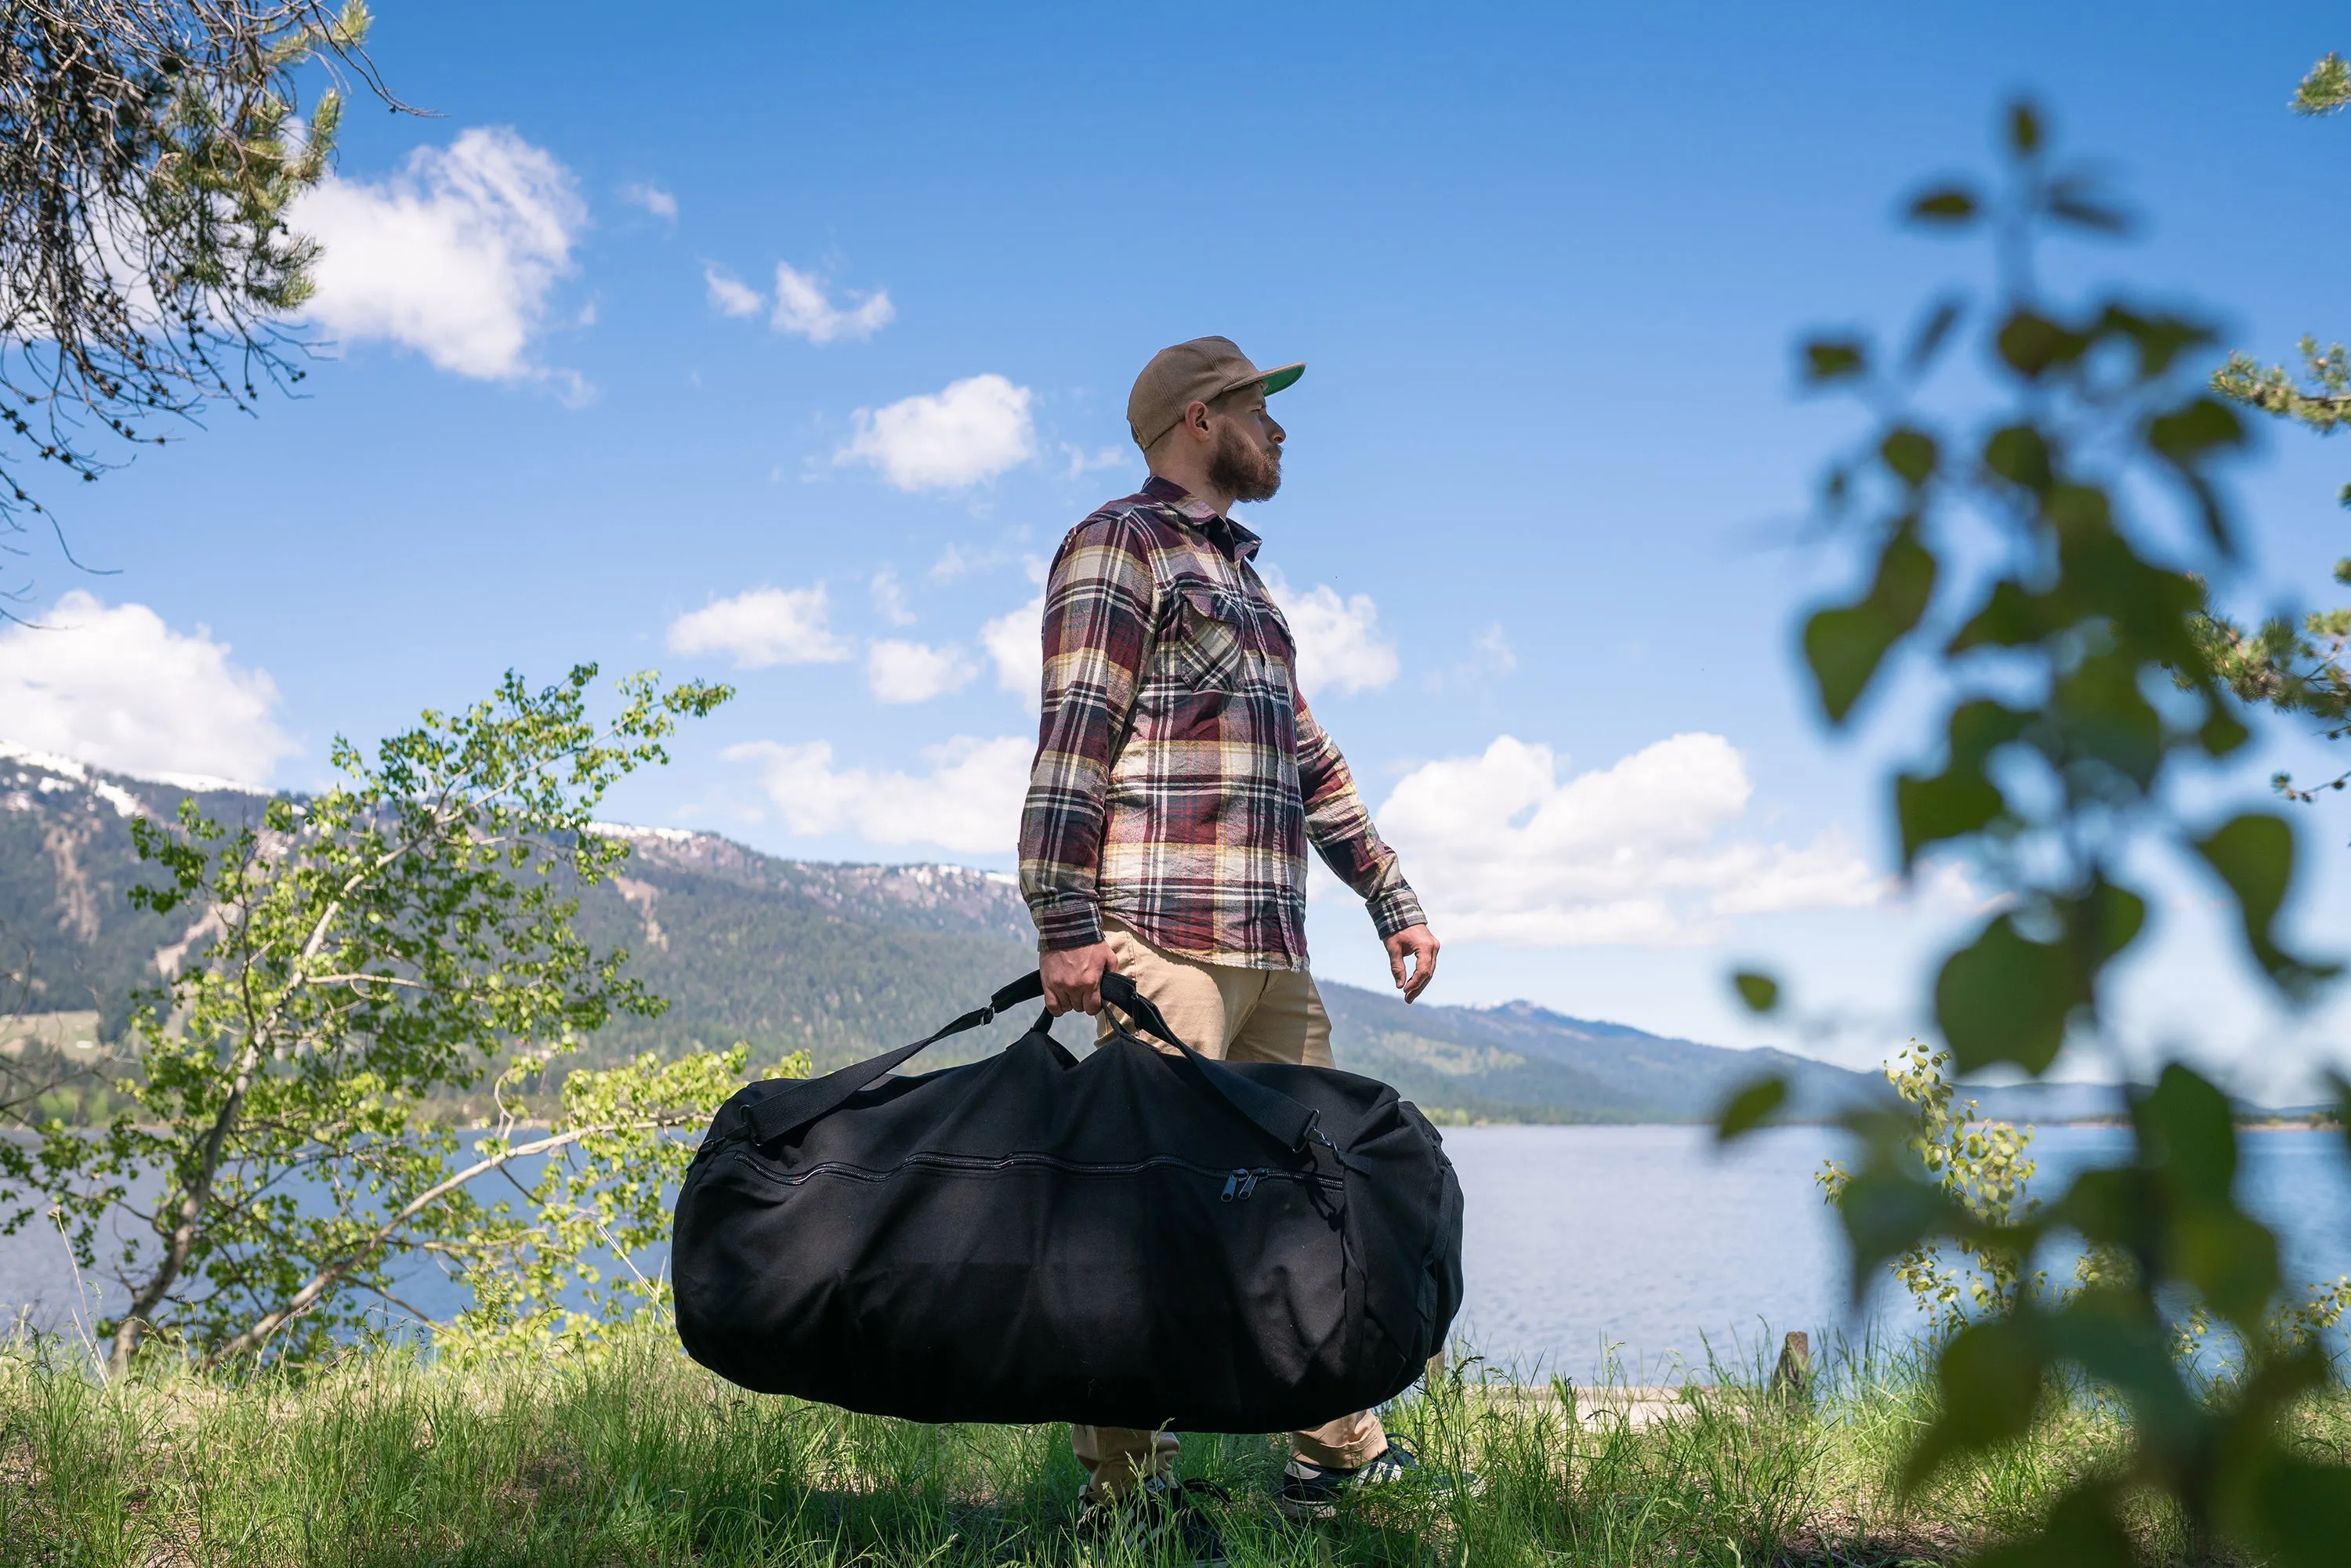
666, 585, 852, 668
868, 639, 978, 704
770, 262, 894, 343
929, 543, 1029, 583
1263, 572, 1399, 696
1061, 443, 1131, 479
292, 127, 587, 379
701, 259, 895, 342
704, 266, 763, 319
869, 566, 916, 625
723, 735, 1030, 853
621, 181, 677, 220
836, 374, 1036, 491
981, 592, 1045, 710
1375, 733, 1886, 946
0, 592, 296, 785
1473, 624, 1516, 674
1908, 856, 2001, 916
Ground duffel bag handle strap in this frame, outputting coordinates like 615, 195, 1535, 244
743, 972, 1045, 1145
740, 970, 1322, 1157
1096, 970, 1183, 1053
1099, 971, 1321, 1155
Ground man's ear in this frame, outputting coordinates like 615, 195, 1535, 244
1181, 400, 1213, 442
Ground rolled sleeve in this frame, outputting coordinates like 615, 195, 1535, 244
1364, 883, 1428, 941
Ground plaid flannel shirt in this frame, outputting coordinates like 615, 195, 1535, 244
1019, 476, 1425, 969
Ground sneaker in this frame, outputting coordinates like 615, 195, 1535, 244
1277, 1439, 1474, 1520
1077, 1476, 1230, 1566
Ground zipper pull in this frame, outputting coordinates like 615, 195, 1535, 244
1221, 1169, 1248, 1203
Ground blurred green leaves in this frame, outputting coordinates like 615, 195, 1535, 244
1803, 520, 1936, 722
1731, 970, 1781, 1013
1895, 700, 2027, 866
1981, 424, 2051, 491
2007, 101, 2042, 154
1972, 1485, 2139, 1568
1803, 337, 1867, 383
1737, 95, 2349, 1562
2147, 396, 2244, 465
1994, 312, 2086, 379
1907, 185, 1980, 224
2195, 813, 2341, 995
1934, 914, 2090, 1075
1715, 1074, 1787, 1142
1905, 1315, 2049, 1487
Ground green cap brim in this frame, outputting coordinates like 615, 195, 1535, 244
1258, 362, 1306, 397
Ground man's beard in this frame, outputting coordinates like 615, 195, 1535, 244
1207, 423, 1281, 504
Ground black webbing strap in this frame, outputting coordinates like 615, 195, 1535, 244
737, 969, 1323, 1156
1099, 972, 1320, 1153
744, 972, 1045, 1145
1096, 970, 1183, 1052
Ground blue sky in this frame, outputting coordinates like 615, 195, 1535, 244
4, 2, 2348, 1095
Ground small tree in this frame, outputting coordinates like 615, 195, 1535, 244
429, 1039, 810, 1360
0, 665, 732, 1371
1822, 1047, 2351, 1377
1819, 1044, 2044, 1336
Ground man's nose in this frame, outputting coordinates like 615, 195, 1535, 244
1268, 418, 1285, 446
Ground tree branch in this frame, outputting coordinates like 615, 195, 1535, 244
209, 1121, 632, 1363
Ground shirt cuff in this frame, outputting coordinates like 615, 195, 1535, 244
1032, 897, 1106, 952
1366, 884, 1426, 941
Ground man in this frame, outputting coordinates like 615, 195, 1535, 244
1018, 336, 1444, 1547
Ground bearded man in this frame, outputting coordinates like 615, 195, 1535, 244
1018, 336, 1446, 1556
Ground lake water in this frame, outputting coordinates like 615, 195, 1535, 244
1448, 1124, 2351, 1379
8, 1124, 2347, 1380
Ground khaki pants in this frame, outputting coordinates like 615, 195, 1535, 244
1069, 921, 1389, 1500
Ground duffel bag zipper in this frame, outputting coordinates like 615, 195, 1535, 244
731, 1148, 1312, 1200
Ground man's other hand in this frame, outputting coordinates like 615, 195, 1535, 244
1042, 941, 1113, 1016
1385, 925, 1440, 1004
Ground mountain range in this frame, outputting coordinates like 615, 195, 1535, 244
0, 743, 2143, 1124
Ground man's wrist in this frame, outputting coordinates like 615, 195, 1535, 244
1367, 886, 1427, 941
1034, 907, 1106, 952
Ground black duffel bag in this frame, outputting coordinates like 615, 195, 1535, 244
672, 970, 1464, 1433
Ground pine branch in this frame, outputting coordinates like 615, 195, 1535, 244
2293, 51, 2351, 116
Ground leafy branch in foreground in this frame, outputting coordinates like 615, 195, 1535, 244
0, 1, 400, 596
0, 665, 733, 1373
1724, 101, 2349, 1565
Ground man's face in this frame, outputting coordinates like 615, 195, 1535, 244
1204, 389, 1284, 504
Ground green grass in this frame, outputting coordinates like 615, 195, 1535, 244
1, 1324, 2342, 1566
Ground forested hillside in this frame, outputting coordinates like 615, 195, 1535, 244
1, 745, 1892, 1122
1, 748, 264, 1038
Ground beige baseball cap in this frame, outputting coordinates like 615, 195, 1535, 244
1126, 336, 1306, 451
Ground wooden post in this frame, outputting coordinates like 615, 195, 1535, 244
1770, 1331, 1811, 1402
1425, 1346, 1448, 1387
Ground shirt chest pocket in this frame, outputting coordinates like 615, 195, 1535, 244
1165, 583, 1249, 693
